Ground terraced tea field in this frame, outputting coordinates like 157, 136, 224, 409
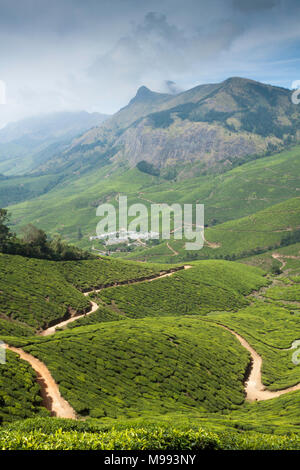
96, 260, 268, 318
1, 250, 300, 447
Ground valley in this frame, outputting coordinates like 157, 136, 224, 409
1, 76, 300, 451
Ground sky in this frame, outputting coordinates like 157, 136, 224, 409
0, 0, 300, 127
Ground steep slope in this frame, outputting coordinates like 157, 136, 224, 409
0, 253, 170, 333
33, 77, 300, 176
111, 77, 299, 173
97, 260, 268, 318
12, 317, 250, 418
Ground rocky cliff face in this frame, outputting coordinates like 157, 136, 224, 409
112, 116, 278, 173
32, 77, 300, 177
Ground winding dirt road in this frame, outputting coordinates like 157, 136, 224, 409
40, 300, 99, 337
5, 263, 300, 419
6, 345, 76, 419
5, 266, 192, 418
166, 242, 179, 256
219, 325, 300, 401
41, 266, 192, 336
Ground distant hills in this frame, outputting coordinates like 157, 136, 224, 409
0, 111, 109, 176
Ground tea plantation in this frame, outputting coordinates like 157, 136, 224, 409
97, 260, 268, 318
121, 196, 300, 264
0, 254, 171, 332
207, 302, 300, 390
59, 257, 171, 291
14, 317, 249, 418
0, 254, 91, 330
1, 249, 300, 449
0, 349, 48, 424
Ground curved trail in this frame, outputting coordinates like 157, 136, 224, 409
5, 345, 76, 419
166, 242, 179, 256
5, 266, 191, 418
41, 266, 191, 336
40, 300, 99, 337
6, 264, 300, 419
219, 325, 300, 401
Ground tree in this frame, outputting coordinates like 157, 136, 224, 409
21, 224, 47, 247
0, 209, 12, 250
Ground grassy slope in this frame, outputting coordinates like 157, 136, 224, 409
5, 145, 300, 253
0, 254, 90, 331
122, 196, 300, 263
58, 257, 172, 291
0, 174, 64, 207
97, 261, 268, 318
0, 350, 47, 424
11, 317, 249, 419
207, 302, 300, 389
241, 242, 300, 273
1, 253, 300, 441
0, 254, 170, 332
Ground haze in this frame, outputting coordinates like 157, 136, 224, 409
0, 0, 300, 127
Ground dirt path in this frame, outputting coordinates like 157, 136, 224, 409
5, 345, 76, 419
40, 300, 99, 337
272, 253, 287, 270
219, 324, 300, 401
203, 234, 221, 249
166, 242, 179, 256
41, 266, 192, 336
6, 263, 300, 420
5, 266, 193, 418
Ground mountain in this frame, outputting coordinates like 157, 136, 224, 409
0, 111, 109, 175
2, 77, 300, 257
31, 77, 300, 178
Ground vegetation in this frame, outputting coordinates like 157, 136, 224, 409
97, 261, 268, 318
11, 317, 250, 418
58, 257, 171, 291
5, 144, 300, 256
0, 254, 90, 330
136, 160, 160, 176
207, 301, 300, 390
0, 350, 47, 424
1, 417, 300, 450
122, 197, 300, 263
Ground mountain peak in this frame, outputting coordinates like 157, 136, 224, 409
129, 86, 156, 104
128, 86, 171, 106
136, 85, 152, 96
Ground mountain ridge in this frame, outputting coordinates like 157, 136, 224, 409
32, 77, 299, 176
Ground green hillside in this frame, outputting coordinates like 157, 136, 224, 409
122, 196, 300, 263
0, 248, 300, 446
0, 254, 90, 330
8, 317, 250, 418
0, 349, 47, 423
1, 80, 300, 450
241, 242, 300, 274
0, 254, 171, 332
97, 261, 268, 318
5, 145, 300, 258
207, 302, 300, 390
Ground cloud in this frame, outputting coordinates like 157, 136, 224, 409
232, 0, 279, 12
164, 81, 183, 94
0, 0, 300, 127
89, 11, 242, 100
